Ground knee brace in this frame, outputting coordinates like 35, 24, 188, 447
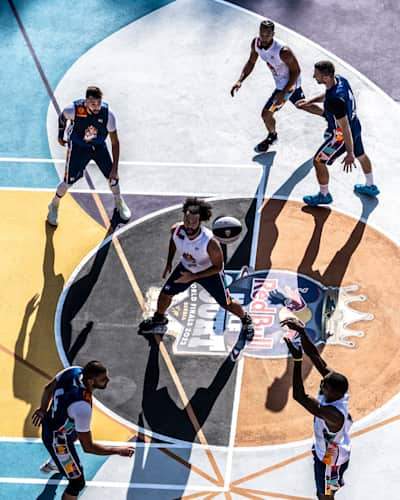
65, 474, 85, 496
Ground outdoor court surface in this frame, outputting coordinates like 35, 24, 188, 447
1, 0, 399, 498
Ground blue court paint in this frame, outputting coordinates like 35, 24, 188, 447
0, 0, 173, 187
0, 162, 60, 188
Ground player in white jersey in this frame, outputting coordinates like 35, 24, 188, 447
231, 20, 319, 153
139, 197, 254, 361
281, 317, 351, 499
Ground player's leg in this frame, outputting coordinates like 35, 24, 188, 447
303, 132, 346, 206
353, 136, 380, 196
47, 143, 90, 226
93, 145, 131, 221
139, 263, 190, 332
254, 90, 281, 153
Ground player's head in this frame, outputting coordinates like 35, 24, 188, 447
82, 360, 109, 390
320, 371, 348, 401
85, 86, 103, 114
182, 197, 212, 238
313, 61, 335, 84
259, 19, 275, 44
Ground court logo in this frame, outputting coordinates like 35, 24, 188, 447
143, 269, 372, 359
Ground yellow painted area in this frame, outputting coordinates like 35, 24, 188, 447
0, 190, 134, 441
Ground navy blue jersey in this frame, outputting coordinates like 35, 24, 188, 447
324, 75, 361, 135
69, 99, 109, 147
45, 366, 92, 434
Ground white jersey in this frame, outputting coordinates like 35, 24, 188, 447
173, 224, 213, 272
314, 392, 352, 466
255, 38, 301, 90
63, 103, 117, 132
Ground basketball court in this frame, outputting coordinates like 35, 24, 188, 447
1, 0, 399, 498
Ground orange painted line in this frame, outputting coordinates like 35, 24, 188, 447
224, 492, 233, 500
177, 491, 219, 500
231, 451, 310, 486
351, 413, 400, 438
157, 337, 225, 486
232, 486, 313, 500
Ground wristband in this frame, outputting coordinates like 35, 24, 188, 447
293, 357, 303, 362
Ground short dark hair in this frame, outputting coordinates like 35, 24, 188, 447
86, 86, 103, 99
327, 371, 348, 396
260, 19, 274, 32
182, 197, 212, 222
82, 360, 107, 380
314, 60, 335, 77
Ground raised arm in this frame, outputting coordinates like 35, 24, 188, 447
230, 38, 259, 97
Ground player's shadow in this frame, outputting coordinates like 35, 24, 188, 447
265, 196, 378, 411
35, 473, 63, 499
128, 335, 235, 498
13, 223, 64, 436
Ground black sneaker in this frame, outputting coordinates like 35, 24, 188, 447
241, 313, 254, 342
139, 315, 168, 333
254, 132, 278, 153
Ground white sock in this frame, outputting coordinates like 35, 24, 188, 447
319, 184, 329, 196
364, 173, 374, 186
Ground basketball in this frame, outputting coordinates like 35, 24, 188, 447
212, 216, 242, 244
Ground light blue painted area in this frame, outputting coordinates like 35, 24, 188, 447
0, 441, 107, 499
0, 162, 60, 188
0, 0, 173, 187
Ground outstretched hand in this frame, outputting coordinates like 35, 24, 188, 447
283, 337, 302, 359
230, 81, 241, 97
32, 408, 45, 427
341, 152, 356, 173
280, 317, 305, 333
174, 271, 194, 284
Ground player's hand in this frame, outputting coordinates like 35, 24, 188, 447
174, 271, 194, 284
58, 138, 67, 147
109, 169, 119, 184
341, 153, 356, 173
162, 263, 172, 279
283, 337, 303, 359
118, 446, 135, 457
280, 317, 305, 333
230, 81, 241, 97
32, 408, 45, 427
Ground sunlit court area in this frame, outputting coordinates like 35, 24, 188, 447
1, 0, 399, 498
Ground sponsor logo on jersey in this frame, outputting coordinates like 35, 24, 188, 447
76, 105, 87, 117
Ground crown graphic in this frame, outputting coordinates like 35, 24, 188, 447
322, 285, 373, 348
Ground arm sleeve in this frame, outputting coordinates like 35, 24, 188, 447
67, 401, 92, 432
107, 109, 117, 132
325, 97, 347, 119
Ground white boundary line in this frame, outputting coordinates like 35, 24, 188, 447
249, 165, 269, 268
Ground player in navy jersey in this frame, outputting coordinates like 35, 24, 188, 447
297, 60, 379, 206
32, 361, 134, 499
47, 86, 131, 226
139, 197, 254, 361
282, 317, 352, 498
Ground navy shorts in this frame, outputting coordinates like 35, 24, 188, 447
161, 262, 231, 307
42, 418, 83, 479
64, 141, 113, 184
264, 86, 305, 113
313, 450, 349, 496
315, 128, 365, 165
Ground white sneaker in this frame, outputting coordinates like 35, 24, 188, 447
115, 197, 131, 221
39, 458, 58, 474
47, 202, 59, 226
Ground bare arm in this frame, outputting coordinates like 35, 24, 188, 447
32, 377, 57, 426
280, 47, 300, 93
163, 224, 178, 278
78, 431, 134, 457
231, 38, 259, 96
109, 130, 120, 179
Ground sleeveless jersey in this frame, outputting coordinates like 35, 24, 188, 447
324, 75, 360, 134
255, 38, 301, 90
69, 99, 109, 147
314, 392, 352, 466
45, 366, 92, 434
173, 224, 213, 272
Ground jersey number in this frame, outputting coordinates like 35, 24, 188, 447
51, 388, 65, 418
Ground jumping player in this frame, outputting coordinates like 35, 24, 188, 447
32, 361, 134, 499
139, 197, 254, 361
282, 317, 352, 499
47, 86, 131, 226
231, 20, 316, 153
297, 60, 380, 206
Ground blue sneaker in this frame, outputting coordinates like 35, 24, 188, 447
230, 329, 247, 362
303, 192, 333, 206
354, 184, 380, 197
